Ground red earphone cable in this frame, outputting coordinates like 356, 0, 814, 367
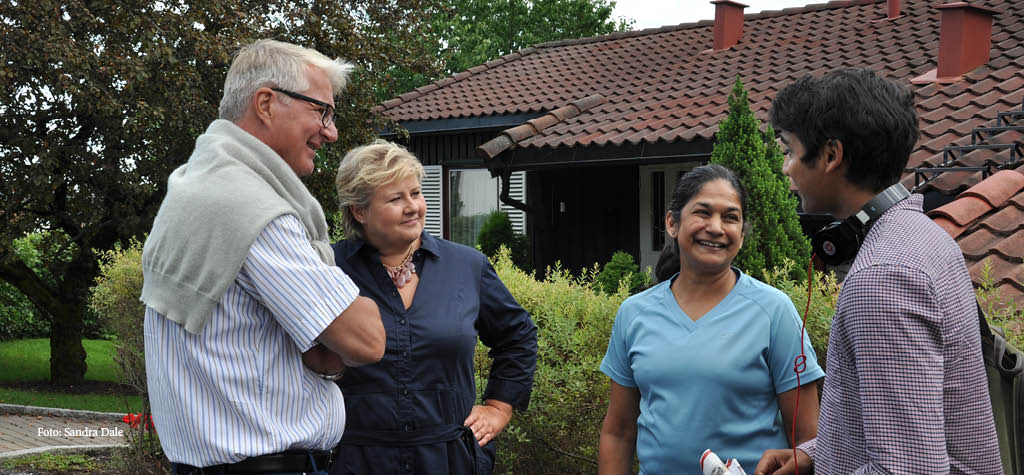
791, 254, 815, 475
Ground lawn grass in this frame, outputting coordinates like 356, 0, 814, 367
0, 338, 120, 383
0, 386, 143, 413
0, 338, 143, 413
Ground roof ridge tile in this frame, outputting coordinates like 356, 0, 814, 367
476, 94, 606, 159
927, 195, 993, 227
958, 169, 1024, 207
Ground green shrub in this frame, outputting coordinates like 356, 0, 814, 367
89, 239, 146, 395
0, 282, 46, 341
478, 249, 627, 474
88, 238, 165, 472
595, 250, 650, 295
975, 257, 1024, 349
762, 260, 841, 371
0, 233, 53, 341
477, 211, 530, 272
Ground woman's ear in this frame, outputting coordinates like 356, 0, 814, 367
350, 204, 367, 224
664, 211, 678, 238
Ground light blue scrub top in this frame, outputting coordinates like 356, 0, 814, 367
600, 269, 824, 473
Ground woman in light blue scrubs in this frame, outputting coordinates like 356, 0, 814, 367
598, 164, 823, 474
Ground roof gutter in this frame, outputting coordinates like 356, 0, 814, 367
379, 113, 545, 136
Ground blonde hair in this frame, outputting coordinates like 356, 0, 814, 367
336, 140, 424, 240
218, 39, 355, 121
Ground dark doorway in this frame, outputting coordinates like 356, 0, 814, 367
528, 165, 639, 275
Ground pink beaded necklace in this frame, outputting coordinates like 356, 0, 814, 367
383, 247, 416, 288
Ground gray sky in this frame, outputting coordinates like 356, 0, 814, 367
612, 0, 818, 30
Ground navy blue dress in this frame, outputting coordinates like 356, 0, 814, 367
329, 232, 537, 475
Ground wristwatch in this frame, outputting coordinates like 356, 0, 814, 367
318, 370, 345, 381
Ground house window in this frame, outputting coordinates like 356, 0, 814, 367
447, 169, 527, 247
449, 169, 498, 247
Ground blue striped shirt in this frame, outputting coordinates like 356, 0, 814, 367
144, 214, 360, 466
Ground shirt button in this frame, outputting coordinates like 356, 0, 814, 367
392, 290, 398, 297
403, 423, 411, 431
399, 319, 407, 325
402, 388, 409, 395
401, 351, 408, 357
404, 462, 412, 471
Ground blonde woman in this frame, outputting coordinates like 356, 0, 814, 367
329, 140, 537, 475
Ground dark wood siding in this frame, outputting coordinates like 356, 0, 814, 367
401, 131, 503, 167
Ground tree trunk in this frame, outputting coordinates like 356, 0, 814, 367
50, 309, 87, 385
48, 251, 98, 385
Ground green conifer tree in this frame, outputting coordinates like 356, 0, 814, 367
710, 77, 810, 280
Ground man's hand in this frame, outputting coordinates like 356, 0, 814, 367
301, 343, 346, 376
463, 399, 514, 446
755, 449, 812, 475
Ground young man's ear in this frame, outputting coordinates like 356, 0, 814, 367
821, 138, 845, 174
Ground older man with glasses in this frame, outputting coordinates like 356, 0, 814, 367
141, 39, 385, 475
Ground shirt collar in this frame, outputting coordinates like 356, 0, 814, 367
417, 231, 442, 258
337, 231, 441, 262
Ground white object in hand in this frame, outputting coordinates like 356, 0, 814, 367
701, 449, 747, 475
725, 458, 747, 475
701, 449, 728, 475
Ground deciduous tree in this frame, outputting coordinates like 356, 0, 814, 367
0, 0, 442, 384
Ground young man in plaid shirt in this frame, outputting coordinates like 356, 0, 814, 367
754, 68, 1002, 475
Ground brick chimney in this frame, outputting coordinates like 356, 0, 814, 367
936, 3, 999, 79
887, 0, 902, 19
712, 0, 748, 50
913, 2, 1000, 83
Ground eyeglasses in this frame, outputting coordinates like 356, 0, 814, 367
271, 88, 335, 128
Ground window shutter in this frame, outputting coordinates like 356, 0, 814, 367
422, 165, 444, 238
498, 171, 527, 235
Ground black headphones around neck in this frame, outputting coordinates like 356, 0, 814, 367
811, 183, 911, 266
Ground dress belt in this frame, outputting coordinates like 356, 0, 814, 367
341, 424, 480, 475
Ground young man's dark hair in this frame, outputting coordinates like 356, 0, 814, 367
769, 68, 920, 192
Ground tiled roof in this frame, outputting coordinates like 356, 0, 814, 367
378, 0, 1024, 194
928, 169, 1024, 307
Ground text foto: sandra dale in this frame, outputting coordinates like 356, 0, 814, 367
37, 426, 124, 437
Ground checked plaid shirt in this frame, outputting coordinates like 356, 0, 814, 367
798, 194, 1002, 474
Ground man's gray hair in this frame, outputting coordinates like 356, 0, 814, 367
218, 39, 355, 121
